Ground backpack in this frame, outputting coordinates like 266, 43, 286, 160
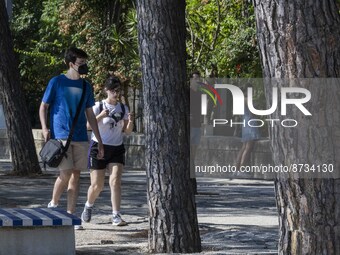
99, 100, 126, 123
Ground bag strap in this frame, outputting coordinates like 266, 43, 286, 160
101, 101, 125, 121
120, 103, 125, 119
99, 100, 103, 113
64, 79, 87, 152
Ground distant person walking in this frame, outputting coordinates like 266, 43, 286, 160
235, 85, 261, 170
190, 71, 202, 162
81, 76, 134, 226
39, 47, 104, 229
190, 71, 203, 194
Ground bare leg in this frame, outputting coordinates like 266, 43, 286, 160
108, 163, 123, 212
190, 145, 198, 193
86, 170, 106, 204
240, 141, 255, 166
67, 170, 81, 214
50, 169, 72, 205
236, 143, 246, 170
190, 145, 198, 163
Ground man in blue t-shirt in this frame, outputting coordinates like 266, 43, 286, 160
39, 47, 104, 225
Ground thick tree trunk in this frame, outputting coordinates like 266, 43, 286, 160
136, 0, 201, 253
0, 1, 41, 175
254, 0, 340, 254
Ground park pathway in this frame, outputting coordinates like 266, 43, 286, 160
0, 166, 278, 254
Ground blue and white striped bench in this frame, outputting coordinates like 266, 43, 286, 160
0, 208, 81, 255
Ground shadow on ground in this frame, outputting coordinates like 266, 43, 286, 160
0, 166, 278, 254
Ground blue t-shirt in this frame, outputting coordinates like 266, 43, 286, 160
42, 74, 95, 141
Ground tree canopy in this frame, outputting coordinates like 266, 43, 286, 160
10, 0, 261, 128
186, 0, 261, 77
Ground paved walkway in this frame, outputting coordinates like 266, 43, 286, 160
0, 166, 278, 254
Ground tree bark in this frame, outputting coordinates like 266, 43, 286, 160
136, 0, 201, 253
0, 1, 41, 175
253, 0, 340, 254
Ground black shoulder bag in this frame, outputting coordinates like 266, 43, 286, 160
39, 80, 87, 169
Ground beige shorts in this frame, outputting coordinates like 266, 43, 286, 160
58, 141, 89, 171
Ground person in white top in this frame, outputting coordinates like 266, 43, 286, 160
81, 76, 134, 226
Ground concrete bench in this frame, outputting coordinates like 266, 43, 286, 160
0, 208, 81, 255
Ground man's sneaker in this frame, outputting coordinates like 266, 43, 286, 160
112, 214, 127, 226
74, 225, 84, 230
47, 202, 58, 208
81, 205, 93, 223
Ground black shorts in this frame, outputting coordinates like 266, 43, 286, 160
88, 141, 125, 169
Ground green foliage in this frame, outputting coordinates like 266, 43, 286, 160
186, 0, 262, 78
11, 0, 139, 127
186, 0, 265, 135
10, 0, 263, 128
11, 0, 68, 127
58, 0, 140, 98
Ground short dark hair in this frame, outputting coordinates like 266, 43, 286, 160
64, 47, 88, 66
105, 76, 121, 90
